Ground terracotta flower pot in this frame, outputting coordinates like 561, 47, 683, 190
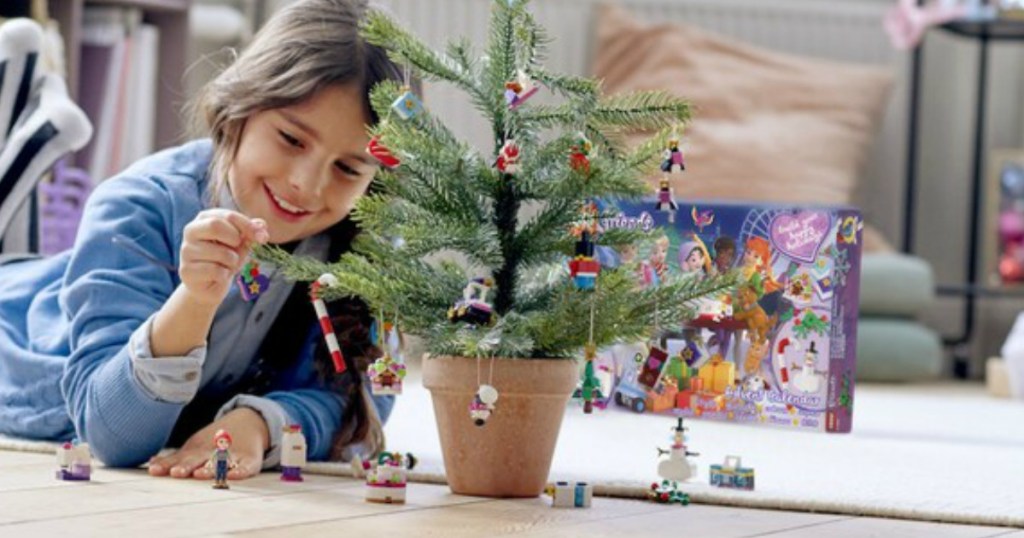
422, 355, 578, 497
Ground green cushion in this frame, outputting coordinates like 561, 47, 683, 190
855, 318, 943, 381
859, 253, 934, 318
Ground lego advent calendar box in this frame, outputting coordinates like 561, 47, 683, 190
597, 200, 862, 433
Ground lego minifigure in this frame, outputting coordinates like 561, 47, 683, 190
55, 439, 91, 481
280, 424, 307, 482
206, 429, 237, 490
660, 137, 685, 174
654, 177, 678, 223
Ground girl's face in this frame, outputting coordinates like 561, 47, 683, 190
229, 84, 378, 244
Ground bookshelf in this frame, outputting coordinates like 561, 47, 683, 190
48, 0, 190, 150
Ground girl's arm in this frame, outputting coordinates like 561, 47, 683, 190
59, 174, 204, 467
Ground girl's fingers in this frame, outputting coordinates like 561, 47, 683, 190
227, 457, 262, 480
222, 211, 269, 245
182, 241, 242, 271
169, 453, 210, 479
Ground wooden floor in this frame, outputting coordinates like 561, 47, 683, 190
0, 451, 1019, 538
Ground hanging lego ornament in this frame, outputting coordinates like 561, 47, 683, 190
504, 69, 540, 109
368, 315, 408, 395
470, 383, 498, 426
391, 88, 423, 120
568, 201, 600, 290
496, 139, 520, 174
366, 135, 401, 169
569, 132, 593, 174
660, 136, 686, 173
236, 260, 269, 301
447, 277, 497, 326
310, 273, 346, 374
655, 177, 678, 223
579, 331, 602, 414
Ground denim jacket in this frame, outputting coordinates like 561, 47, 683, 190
0, 140, 392, 467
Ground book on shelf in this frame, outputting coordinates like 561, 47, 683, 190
77, 6, 158, 183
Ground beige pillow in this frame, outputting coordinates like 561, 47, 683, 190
592, 3, 894, 250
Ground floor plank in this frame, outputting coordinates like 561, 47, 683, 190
0, 470, 353, 525
229, 494, 829, 538
0, 481, 481, 537
0, 461, 147, 493
744, 516, 1018, 538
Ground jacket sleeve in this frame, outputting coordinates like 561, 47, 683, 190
227, 325, 396, 465
58, 173, 203, 468
261, 386, 395, 463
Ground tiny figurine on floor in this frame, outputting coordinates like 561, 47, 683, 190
447, 277, 497, 326
55, 439, 91, 481
657, 417, 698, 482
648, 480, 690, 505
280, 424, 307, 482
709, 455, 755, 490
545, 481, 593, 508
206, 429, 238, 490
354, 452, 417, 504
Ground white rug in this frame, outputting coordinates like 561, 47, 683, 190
4, 377, 1022, 528
380, 371, 1024, 528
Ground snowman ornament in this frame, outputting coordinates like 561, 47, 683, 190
657, 418, 699, 482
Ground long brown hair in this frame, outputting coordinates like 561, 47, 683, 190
189, 0, 403, 459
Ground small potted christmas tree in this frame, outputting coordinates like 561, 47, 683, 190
257, 0, 736, 497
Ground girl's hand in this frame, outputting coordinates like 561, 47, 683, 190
147, 407, 270, 481
179, 209, 269, 308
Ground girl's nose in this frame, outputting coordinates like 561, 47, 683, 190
288, 165, 328, 201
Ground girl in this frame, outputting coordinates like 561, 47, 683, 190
0, 0, 403, 480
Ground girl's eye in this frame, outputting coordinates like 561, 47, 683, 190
335, 161, 359, 176
279, 130, 302, 148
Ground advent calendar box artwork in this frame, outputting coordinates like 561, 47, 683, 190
597, 201, 862, 433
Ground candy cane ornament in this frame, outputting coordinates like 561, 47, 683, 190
310, 273, 346, 373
